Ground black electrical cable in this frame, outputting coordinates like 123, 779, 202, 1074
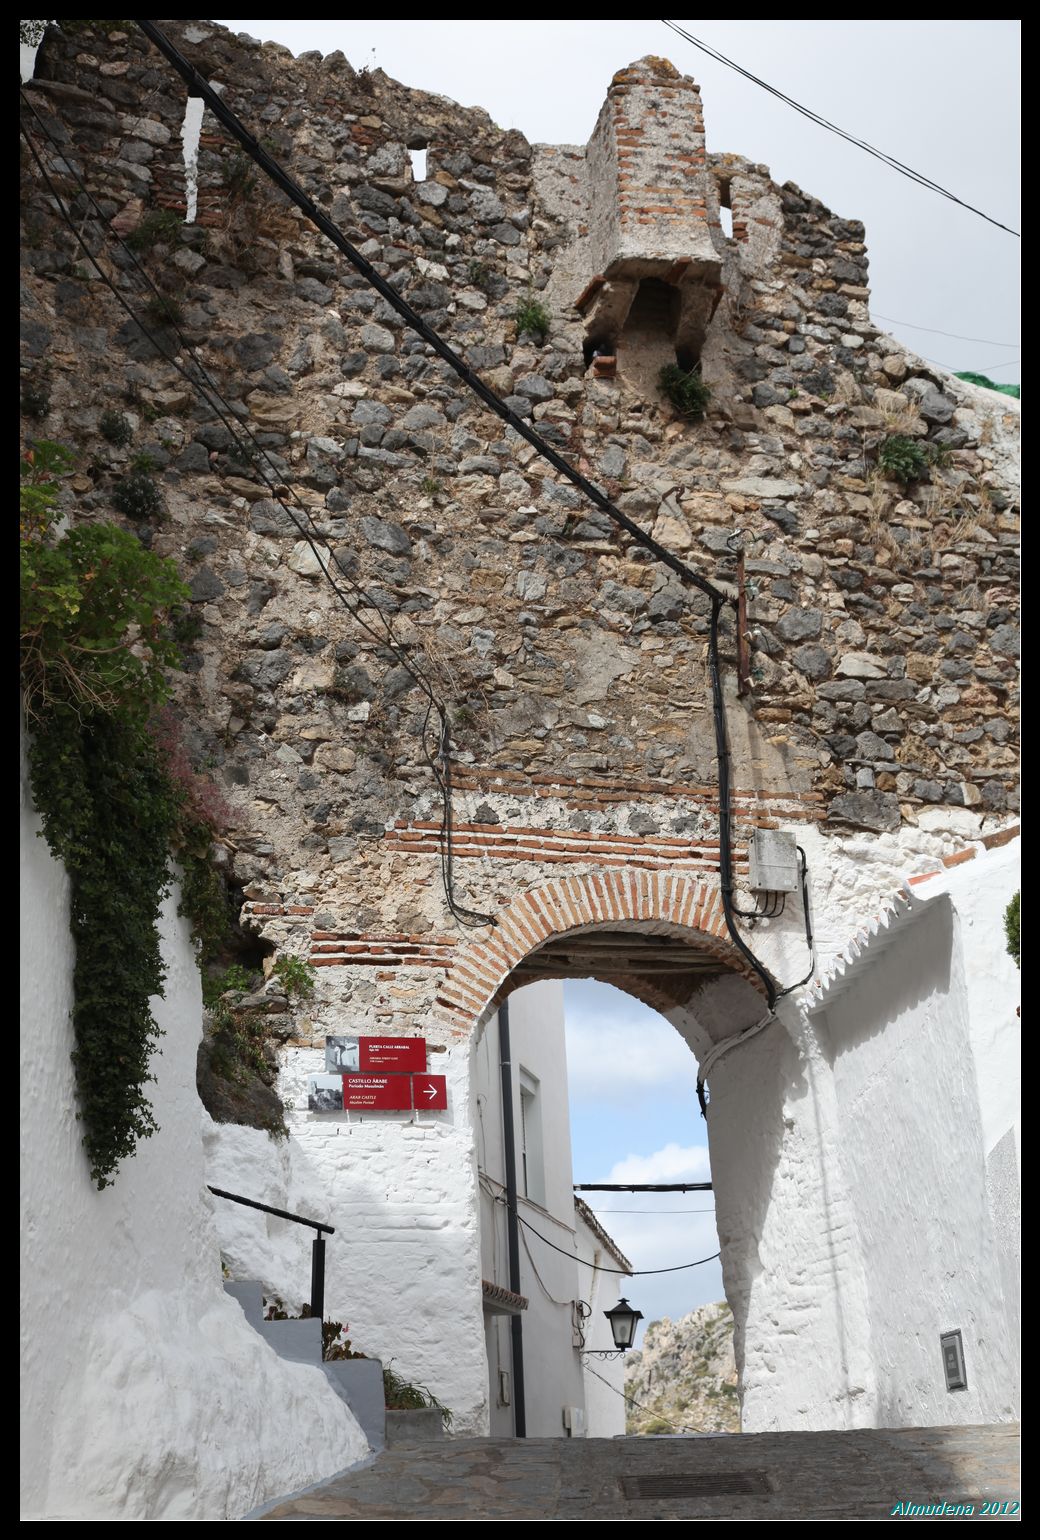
774, 844, 815, 999
134, 19, 726, 607
509, 1202, 720, 1276
871, 313, 1018, 349
581, 1359, 703, 1435
708, 601, 777, 1006
661, 20, 1020, 239
20, 92, 495, 929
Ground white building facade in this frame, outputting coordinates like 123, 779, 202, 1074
474, 981, 630, 1439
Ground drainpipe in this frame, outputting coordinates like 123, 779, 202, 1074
498, 998, 526, 1438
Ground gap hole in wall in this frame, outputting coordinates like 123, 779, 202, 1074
716, 177, 734, 240
408, 145, 428, 181
583, 334, 615, 372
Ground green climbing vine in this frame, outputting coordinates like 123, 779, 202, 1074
21, 441, 229, 1187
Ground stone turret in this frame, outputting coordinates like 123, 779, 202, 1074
580, 57, 723, 368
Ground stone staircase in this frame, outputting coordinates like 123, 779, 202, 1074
224, 1281, 387, 1449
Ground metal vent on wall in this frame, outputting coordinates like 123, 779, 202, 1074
621, 1471, 772, 1500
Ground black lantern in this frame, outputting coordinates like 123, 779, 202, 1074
603, 1296, 643, 1352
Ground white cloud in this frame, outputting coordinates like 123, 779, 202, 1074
608, 1142, 712, 1185
563, 982, 699, 1103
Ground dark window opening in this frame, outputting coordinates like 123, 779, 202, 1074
675, 346, 700, 374
583, 334, 615, 372
623, 276, 681, 336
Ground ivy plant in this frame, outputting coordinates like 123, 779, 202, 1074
21, 443, 230, 1187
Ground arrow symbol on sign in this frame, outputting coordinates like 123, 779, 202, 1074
422, 1084, 437, 1099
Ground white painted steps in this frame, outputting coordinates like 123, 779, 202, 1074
224, 1282, 386, 1447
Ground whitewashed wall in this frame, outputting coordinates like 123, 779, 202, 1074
689, 994, 878, 1432
574, 1209, 628, 1438
475, 984, 589, 1439
208, 1038, 490, 1435
818, 840, 1020, 1426
20, 751, 367, 1522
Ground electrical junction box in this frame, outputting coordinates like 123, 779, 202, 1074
748, 829, 799, 894
562, 1406, 586, 1438
940, 1329, 967, 1392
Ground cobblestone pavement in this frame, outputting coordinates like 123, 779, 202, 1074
251, 1424, 1019, 1521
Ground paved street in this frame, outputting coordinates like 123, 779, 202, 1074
250, 1424, 1019, 1522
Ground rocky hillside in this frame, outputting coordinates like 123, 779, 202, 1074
624, 1302, 739, 1435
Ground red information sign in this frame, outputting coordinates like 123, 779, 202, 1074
412, 1074, 448, 1111
359, 1037, 427, 1072
342, 1075, 413, 1111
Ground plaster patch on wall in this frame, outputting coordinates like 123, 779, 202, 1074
181, 95, 205, 224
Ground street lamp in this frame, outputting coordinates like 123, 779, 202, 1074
579, 1296, 645, 1358
603, 1296, 643, 1352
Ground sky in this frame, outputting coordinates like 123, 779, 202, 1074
563, 979, 721, 1339
215, 18, 1020, 381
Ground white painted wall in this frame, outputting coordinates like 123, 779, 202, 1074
574, 1208, 628, 1438
667, 825, 1020, 1434
208, 1038, 491, 1435
691, 993, 879, 1433
20, 749, 367, 1522
816, 842, 1020, 1426
475, 983, 587, 1439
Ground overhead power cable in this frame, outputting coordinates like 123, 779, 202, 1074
19, 91, 494, 927
581, 1358, 706, 1435
871, 313, 1018, 348
661, 19, 1020, 238
515, 1205, 720, 1276
574, 1183, 713, 1193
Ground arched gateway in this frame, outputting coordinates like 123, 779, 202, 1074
432, 871, 769, 1036
424, 869, 875, 1438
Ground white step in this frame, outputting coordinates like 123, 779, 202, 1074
257, 1316, 324, 1366
223, 1279, 264, 1329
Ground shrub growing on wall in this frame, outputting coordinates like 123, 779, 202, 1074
1004, 892, 1020, 970
658, 364, 711, 420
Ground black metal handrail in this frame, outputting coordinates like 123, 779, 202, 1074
208, 1185, 334, 1319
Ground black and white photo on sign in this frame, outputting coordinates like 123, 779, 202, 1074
325, 1035, 360, 1074
308, 1074, 344, 1113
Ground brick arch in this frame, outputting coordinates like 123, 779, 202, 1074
493, 966, 693, 1018
431, 870, 768, 1038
